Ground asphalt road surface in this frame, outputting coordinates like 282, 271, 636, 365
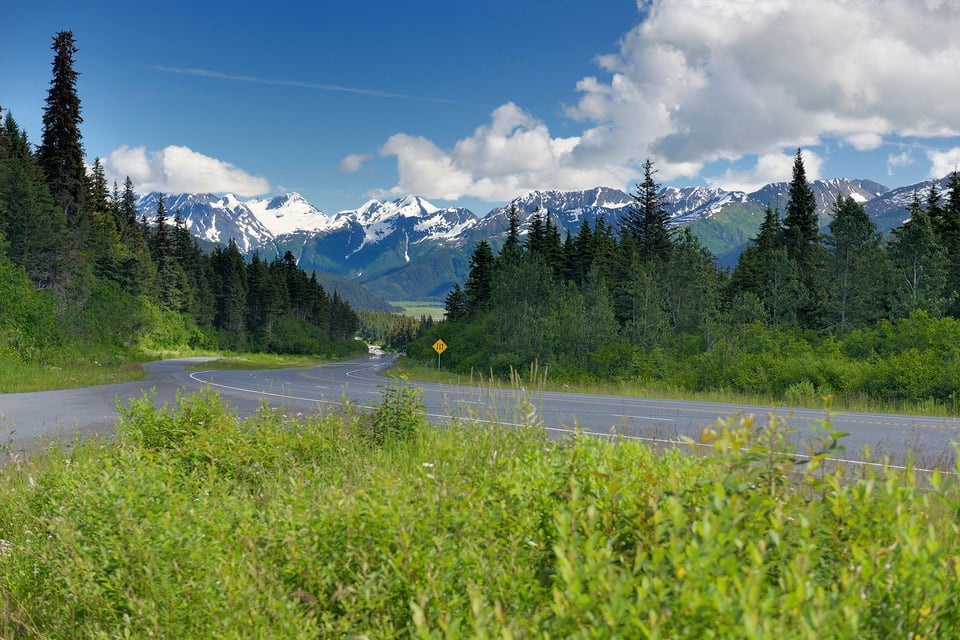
3, 354, 959, 470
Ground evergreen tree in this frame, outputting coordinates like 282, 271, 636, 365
620, 256, 669, 350
888, 194, 950, 318
120, 177, 139, 230
622, 158, 671, 265
590, 216, 618, 285
113, 177, 156, 297
502, 203, 522, 259
464, 240, 495, 316
443, 283, 466, 322
86, 157, 109, 216
246, 252, 287, 342
762, 246, 802, 327
927, 181, 944, 231
728, 204, 783, 306
330, 291, 359, 341
526, 208, 546, 255
0, 111, 70, 292
543, 211, 564, 275
211, 240, 248, 337
938, 170, 960, 315
823, 195, 889, 332
148, 196, 186, 311
664, 228, 719, 335
37, 31, 86, 227
567, 217, 594, 285
781, 149, 824, 327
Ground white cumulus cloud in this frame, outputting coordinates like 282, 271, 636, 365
927, 147, 960, 179
378, 103, 631, 201
103, 145, 270, 196
887, 150, 914, 175
567, 0, 960, 179
376, 0, 960, 200
339, 153, 370, 173
705, 150, 823, 193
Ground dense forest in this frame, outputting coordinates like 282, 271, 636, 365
0, 31, 363, 370
405, 155, 960, 410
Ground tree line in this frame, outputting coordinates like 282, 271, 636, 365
408, 153, 960, 408
0, 31, 361, 361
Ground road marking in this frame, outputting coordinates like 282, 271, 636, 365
613, 414, 674, 423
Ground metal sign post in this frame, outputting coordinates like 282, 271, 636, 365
432, 339, 447, 372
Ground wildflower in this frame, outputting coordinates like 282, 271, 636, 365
0, 538, 11, 557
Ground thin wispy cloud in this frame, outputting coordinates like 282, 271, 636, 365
148, 66, 456, 104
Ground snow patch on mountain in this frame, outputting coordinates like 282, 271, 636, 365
246, 192, 337, 236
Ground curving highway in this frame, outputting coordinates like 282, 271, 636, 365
3, 354, 959, 470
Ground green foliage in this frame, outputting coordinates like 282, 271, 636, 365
365, 374, 427, 445
0, 255, 61, 362
358, 309, 424, 350
4, 393, 960, 637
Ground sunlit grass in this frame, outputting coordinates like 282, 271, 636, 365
2, 388, 959, 637
394, 357, 959, 417
0, 359, 145, 393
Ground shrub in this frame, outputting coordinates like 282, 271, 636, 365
364, 374, 427, 445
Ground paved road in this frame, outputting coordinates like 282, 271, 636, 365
4, 354, 960, 469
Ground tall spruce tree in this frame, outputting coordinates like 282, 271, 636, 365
502, 203, 522, 260
622, 159, 671, 265
86, 157, 109, 215
37, 31, 86, 227
443, 283, 466, 322
781, 149, 824, 327
464, 240, 495, 317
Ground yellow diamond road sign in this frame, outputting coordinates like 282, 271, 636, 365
433, 339, 447, 355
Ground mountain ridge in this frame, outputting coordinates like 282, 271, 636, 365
136, 174, 950, 302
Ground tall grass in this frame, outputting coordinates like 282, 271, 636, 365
2, 386, 960, 638
0, 357, 145, 393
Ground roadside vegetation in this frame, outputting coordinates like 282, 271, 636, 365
2, 383, 960, 638
0, 31, 365, 393
395, 310, 960, 417
391, 154, 960, 417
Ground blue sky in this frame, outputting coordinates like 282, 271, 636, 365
5, 1, 960, 215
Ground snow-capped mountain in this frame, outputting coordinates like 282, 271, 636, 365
476, 187, 634, 242
749, 178, 889, 214
245, 192, 336, 237
661, 186, 751, 225
338, 195, 478, 256
860, 176, 951, 233
135, 192, 275, 253
137, 175, 954, 302
289, 195, 478, 286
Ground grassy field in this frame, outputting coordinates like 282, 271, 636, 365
1, 384, 959, 638
389, 300, 446, 320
